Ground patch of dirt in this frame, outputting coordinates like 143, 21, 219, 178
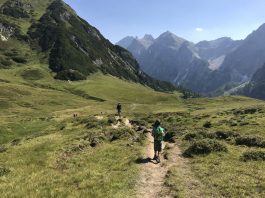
95, 115, 104, 120
111, 116, 132, 129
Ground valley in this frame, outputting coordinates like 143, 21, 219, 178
0, 0, 265, 197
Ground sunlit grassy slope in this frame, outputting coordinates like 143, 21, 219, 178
0, 63, 179, 197
1, 62, 265, 197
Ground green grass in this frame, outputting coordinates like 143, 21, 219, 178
143, 97, 265, 197
0, 131, 142, 197
0, 47, 265, 197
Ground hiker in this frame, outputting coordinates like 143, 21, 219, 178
152, 120, 165, 163
116, 103, 122, 117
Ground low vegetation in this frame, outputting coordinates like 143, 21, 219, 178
241, 151, 265, 161
183, 139, 228, 157
0, 0, 265, 197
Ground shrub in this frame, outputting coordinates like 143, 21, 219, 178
215, 131, 239, 140
11, 56, 27, 63
0, 167, 10, 177
229, 120, 238, 126
55, 69, 86, 81
107, 116, 118, 125
21, 69, 44, 80
183, 139, 227, 157
241, 151, 265, 161
1, 59, 12, 66
233, 107, 261, 115
235, 135, 265, 148
183, 131, 216, 141
0, 146, 7, 153
203, 121, 212, 128
108, 128, 137, 142
79, 116, 108, 129
164, 131, 176, 143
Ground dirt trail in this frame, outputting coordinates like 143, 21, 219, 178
135, 133, 206, 198
135, 133, 171, 198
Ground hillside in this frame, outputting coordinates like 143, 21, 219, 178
0, 0, 177, 92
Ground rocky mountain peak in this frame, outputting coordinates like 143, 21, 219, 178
156, 31, 186, 47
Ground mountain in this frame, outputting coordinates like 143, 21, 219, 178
118, 24, 265, 96
241, 63, 265, 99
203, 23, 265, 94
196, 37, 241, 70
117, 34, 155, 58
0, 0, 178, 92
138, 34, 154, 48
221, 24, 265, 78
118, 31, 212, 93
116, 36, 135, 48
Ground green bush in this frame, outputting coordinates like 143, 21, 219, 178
235, 135, 265, 148
55, 69, 86, 81
21, 69, 44, 80
215, 131, 239, 140
1, 59, 12, 66
11, 56, 27, 64
108, 128, 138, 142
79, 116, 109, 129
183, 131, 216, 141
0, 166, 10, 177
164, 131, 176, 143
0, 146, 7, 153
183, 139, 228, 157
203, 121, 212, 128
241, 151, 265, 161
183, 132, 197, 141
233, 108, 260, 115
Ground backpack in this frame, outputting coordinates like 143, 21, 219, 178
153, 126, 164, 142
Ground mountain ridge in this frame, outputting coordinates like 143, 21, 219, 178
117, 24, 265, 96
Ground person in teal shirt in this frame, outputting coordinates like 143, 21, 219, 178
152, 120, 165, 163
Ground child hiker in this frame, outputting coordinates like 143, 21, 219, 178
152, 120, 165, 163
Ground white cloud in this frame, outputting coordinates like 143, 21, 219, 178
195, 27, 204, 32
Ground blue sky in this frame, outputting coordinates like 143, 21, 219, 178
64, 0, 265, 43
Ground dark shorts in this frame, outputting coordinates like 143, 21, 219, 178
154, 141, 162, 152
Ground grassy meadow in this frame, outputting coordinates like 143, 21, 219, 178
0, 60, 265, 197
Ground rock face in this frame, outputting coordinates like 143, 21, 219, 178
0, 23, 15, 41
196, 37, 242, 70
117, 24, 265, 95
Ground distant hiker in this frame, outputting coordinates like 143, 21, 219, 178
152, 120, 165, 163
116, 103, 122, 117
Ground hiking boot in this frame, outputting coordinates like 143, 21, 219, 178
152, 155, 157, 160
156, 156, 160, 163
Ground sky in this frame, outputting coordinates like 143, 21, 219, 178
64, 0, 265, 44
